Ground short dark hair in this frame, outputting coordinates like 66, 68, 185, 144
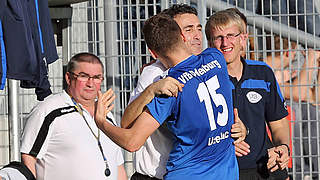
67, 52, 104, 74
143, 13, 182, 57
162, 4, 197, 18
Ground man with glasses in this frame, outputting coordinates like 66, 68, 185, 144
205, 9, 290, 179
20, 53, 127, 180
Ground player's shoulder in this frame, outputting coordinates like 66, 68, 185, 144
245, 59, 273, 70
201, 48, 223, 56
137, 60, 166, 87
200, 48, 226, 63
244, 59, 275, 78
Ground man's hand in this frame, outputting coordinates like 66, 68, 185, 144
267, 145, 290, 172
234, 141, 250, 157
148, 77, 184, 97
95, 89, 116, 129
231, 109, 246, 144
231, 108, 250, 157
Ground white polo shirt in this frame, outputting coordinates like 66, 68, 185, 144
21, 91, 124, 180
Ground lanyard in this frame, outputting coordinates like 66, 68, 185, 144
71, 97, 111, 176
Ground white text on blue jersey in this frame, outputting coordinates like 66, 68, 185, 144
178, 60, 222, 84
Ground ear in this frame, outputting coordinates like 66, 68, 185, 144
242, 32, 248, 40
241, 32, 248, 42
148, 48, 158, 60
65, 72, 71, 86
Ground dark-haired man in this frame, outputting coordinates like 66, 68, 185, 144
121, 4, 245, 180
96, 12, 239, 180
122, 4, 202, 180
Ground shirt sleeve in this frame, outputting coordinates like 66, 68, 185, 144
0, 168, 25, 180
20, 104, 51, 159
128, 61, 165, 103
146, 96, 176, 125
116, 148, 124, 166
106, 112, 119, 126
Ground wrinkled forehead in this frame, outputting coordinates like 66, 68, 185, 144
174, 13, 201, 28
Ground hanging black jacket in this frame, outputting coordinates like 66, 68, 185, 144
0, 0, 58, 100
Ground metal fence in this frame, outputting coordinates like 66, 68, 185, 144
0, 0, 319, 179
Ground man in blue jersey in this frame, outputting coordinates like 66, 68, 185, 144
122, 5, 205, 180
121, 5, 246, 180
95, 13, 239, 179
205, 9, 290, 180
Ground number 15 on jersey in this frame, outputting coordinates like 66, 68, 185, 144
197, 75, 228, 131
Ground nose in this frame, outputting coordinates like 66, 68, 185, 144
85, 77, 95, 86
194, 30, 202, 40
221, 37, 231, 46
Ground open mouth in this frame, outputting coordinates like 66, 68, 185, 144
222, 47, 233, 53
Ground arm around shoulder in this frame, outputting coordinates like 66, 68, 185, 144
121, 85, 156, 128
121, 77, 183, 128
95, 91, 160, 152
98, 110, 160, 152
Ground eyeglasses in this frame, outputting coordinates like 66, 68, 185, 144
69, 72, 104, 83
213, 32, 242, 43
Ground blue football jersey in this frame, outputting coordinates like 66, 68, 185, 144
146, 48, 239, 180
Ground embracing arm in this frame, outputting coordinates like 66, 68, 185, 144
121, 77, 183, 128
121, 86, 155, 129
95, 91, 160, 152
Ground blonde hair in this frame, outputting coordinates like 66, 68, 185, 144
205, 9, 245, 46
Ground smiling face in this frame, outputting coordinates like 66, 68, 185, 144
66, 62, 103, 104
174, 13, 203, 55
211, 24, 247, 65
